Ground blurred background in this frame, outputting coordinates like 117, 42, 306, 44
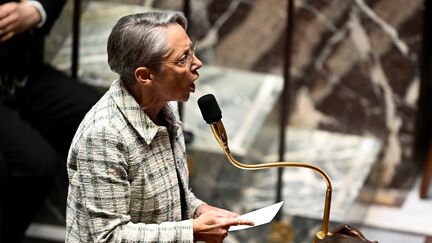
26, 0, 432, 242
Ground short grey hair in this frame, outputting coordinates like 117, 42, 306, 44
107, 11, 188, 84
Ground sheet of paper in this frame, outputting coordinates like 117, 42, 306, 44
229, 201, 284, 231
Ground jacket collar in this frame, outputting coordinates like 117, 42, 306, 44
110, 79, 183, 145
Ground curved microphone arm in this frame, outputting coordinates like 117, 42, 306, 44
210, 121, 332, 240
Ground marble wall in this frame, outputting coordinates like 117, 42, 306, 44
177, 0, 424, 189
59, 0, 425, 189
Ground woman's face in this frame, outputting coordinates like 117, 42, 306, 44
152, 23, 202, 103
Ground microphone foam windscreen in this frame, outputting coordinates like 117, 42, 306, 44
197, 94, 222, 124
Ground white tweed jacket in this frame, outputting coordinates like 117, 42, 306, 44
65, 79, 204, 242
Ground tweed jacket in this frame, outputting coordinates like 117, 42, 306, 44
66, 79, 204, 242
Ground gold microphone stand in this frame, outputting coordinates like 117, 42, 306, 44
209, 121, 333, 240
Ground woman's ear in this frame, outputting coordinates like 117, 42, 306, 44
134, 67, 154, 86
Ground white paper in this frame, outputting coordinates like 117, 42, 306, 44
229, 201, 284, 231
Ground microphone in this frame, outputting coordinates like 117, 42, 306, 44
197, 94, 221, 124
197, 94, 333, 240
197, 94, 230, 154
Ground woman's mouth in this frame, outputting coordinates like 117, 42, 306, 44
190, 71, 199, 93
190, 82, 196, 93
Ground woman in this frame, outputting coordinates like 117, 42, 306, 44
65, 11, 253, 243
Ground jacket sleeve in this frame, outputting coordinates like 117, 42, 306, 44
34, 0, 67, 35
186, 188, 205, 218
71, 126, 195, 242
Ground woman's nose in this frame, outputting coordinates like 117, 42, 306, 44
191, 54, 203, 70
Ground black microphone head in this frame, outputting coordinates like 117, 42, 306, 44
197, 94, 222, 124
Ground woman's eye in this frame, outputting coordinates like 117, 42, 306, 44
177, 56, 187, 65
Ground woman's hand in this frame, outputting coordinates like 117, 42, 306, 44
0, 1, 41, 42
194, 204, 239, 219
192, 205, 254, 243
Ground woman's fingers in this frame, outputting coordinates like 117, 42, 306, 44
220, 217, 255, 227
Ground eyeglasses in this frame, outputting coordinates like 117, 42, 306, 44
154, 41, 197, 70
